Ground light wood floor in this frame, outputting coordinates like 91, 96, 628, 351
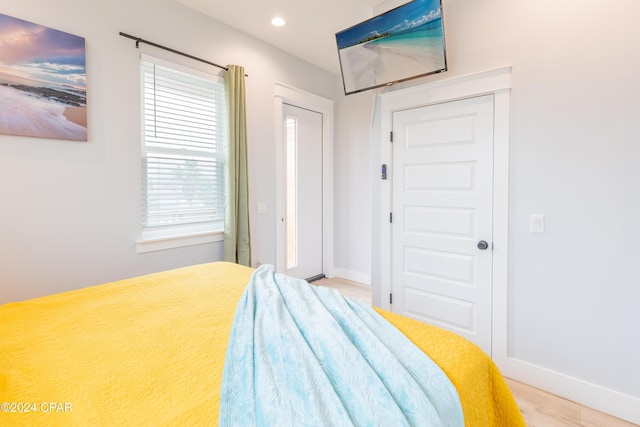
312, 277, 638, 427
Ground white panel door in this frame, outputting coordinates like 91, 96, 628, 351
283, 103, 323, 280
391, 95, 494, 354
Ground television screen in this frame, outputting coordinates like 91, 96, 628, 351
336, 0, 447, 95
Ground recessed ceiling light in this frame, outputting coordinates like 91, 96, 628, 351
271, 17, 286, 27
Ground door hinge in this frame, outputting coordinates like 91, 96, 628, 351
390, 131, 393, 142
389, 212, 393, 223
389, 293, 393, 304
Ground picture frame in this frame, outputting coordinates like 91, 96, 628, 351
0, 13, 87, 141
336, 0, 447, 95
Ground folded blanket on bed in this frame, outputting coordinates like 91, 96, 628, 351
219, 265, 464, 427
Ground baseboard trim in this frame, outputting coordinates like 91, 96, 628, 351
500, 357, 640, 424
330, 268, 371, 286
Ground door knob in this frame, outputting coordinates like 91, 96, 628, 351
477, 240, 489, 250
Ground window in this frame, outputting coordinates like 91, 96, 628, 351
285, 115, 298, 269
138, 55, 226, 252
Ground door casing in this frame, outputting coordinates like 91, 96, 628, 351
374, 67, 511, 360
275, 83, 335, 278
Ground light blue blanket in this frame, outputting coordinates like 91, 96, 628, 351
219, 265, 464, 427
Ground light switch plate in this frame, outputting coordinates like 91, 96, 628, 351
257, 202, 266, 214
530, 214, 545, 233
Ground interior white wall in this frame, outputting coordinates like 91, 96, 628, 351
0, 0, 336, 304
332, 86, 374, 284
333, 0, 640, 421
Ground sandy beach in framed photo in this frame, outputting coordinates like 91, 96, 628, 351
0, 13, 86, 141
336, 0, 446, 95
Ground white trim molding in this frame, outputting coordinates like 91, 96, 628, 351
136, 230, 223, 253
502, 358, 640, 424
374, 65, 511, 378
274, 82, 335, 278
374, 67, 512, 340
331, 268, 371, 286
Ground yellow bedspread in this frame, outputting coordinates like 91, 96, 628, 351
0, 262, 524, 426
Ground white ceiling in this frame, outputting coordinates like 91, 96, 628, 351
176, 0, 385, 74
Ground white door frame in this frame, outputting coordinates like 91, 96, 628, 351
274, 82, 335, 278
375, 66, 511, 359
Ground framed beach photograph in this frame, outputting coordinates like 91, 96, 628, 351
0, 13, 86, 141
335, 0, 447, 95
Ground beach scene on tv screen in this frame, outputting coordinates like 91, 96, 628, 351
0, 13, 87, 141
337, 0, 446, 94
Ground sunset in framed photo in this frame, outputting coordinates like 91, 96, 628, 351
0, 13, 86, 141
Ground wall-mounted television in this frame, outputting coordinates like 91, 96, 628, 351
336, 0, 447, 95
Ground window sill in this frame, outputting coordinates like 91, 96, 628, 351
136, 230, 224, 254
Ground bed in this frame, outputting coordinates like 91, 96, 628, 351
0, 262, 525, 426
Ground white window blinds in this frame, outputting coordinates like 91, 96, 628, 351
141, 57, 226, 230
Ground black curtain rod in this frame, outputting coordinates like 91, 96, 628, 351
119, 32, 247, 76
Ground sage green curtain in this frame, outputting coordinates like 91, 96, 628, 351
223, 65, 251, 266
